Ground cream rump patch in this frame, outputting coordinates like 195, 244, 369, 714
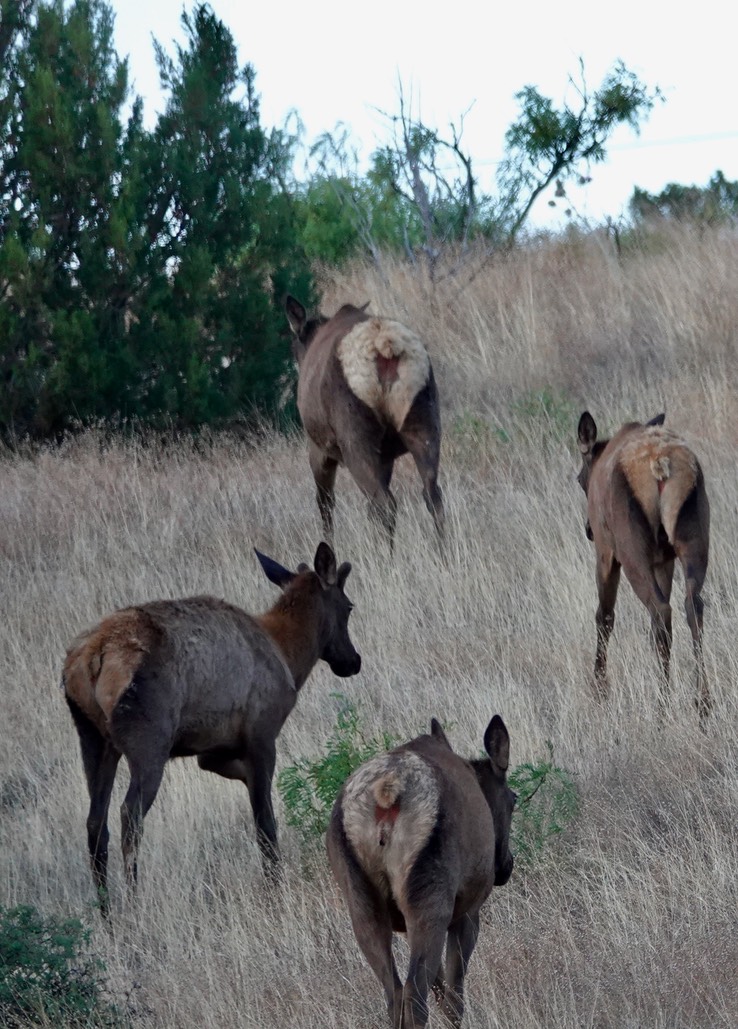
337, 317, 431, 429
617, 426, 699, 540
341, 750, 440, 907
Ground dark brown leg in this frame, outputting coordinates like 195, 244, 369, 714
593, 550, 621, 699
400, 426, 445, 544
66, 700, 121, 916
308, 441, 338, 541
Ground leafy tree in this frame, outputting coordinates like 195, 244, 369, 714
124, 3, 313, 428
499, 61, 661, 243
1, 0, 133, 435
629, 170, 738, 225
0, 1, 313, 440
298, 62, 659, 267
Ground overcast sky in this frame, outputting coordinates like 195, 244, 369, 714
109, 0, 738, 230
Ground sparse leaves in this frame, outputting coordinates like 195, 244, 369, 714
508, 741, 578, 863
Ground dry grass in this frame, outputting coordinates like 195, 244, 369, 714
1, 222, 737, 1027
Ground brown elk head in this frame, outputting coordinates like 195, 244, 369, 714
460, 715, 516, 886
480, 715, 516, 885
255, 542, 361, 678
577, 411, 666, 538
285, 295, 371, 366
284, 295, 327, 366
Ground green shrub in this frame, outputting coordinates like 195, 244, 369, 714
450, 410, 510, 445
279, 703, 578, 866
0, 904, 123, 1027
278, 695, 397, 842
511, 387, 576, 441
508, 741, 579, 863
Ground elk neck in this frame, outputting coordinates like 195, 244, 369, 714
256, 584, 322, 690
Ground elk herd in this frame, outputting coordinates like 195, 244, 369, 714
60, 296, 711, 1027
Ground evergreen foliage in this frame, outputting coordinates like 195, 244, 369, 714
0, 0, 312, 440
0, 903, 124, 1027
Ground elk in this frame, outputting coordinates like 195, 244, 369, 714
285, 295, 444, 546
63, 542, 361, 915
327, 715, 515, 1028
577, 411, 710, 723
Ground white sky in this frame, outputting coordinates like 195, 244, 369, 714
109, 0, 738, 230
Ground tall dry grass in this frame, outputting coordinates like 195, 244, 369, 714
1, 222, 737, 1027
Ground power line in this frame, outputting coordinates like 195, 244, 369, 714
470, 129, 738, 170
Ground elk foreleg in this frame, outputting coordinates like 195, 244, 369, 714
593, 552, 621, 699
308, 442, 338, 540
244, 743, 281, 874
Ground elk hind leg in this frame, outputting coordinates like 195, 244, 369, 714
593, 552, 621, 700
400, 426, 445, 544
343, 445, 397, 547
403, 915, 450, 1028
623, 557, 673, 718
66, 700, 121, 915
120, 748, 167, 890
437, 912, 480, 1028
345, 886, 403, 1025
675, 537, 710, 725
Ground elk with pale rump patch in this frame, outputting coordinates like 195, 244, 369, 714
327, 716, 515, 1028
285, 295, 444, 546
577, 411, 710, 723
63, 543, 361, 915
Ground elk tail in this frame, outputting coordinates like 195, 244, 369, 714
655, 455, 698, 544
651, 455, 670, 483
373, 774, 402, 848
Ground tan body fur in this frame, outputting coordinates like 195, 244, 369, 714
286, 296, 444, 545
578, 413, 710, 722
63, 544, 360, 915
328, 718, 515, 1029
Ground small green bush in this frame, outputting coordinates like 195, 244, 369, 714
280, 704, 578, 865
450, 410, 510, 445
511, 387, 576, 441
508, 740, 579, 863
0, 904, 123, 1027
278, 695, 397, 842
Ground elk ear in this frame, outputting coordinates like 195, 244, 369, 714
646, 412, 666, 427
484, 715, 510, 773
577, 411, 598, 454
430, 718, 452, 748
359, 300, 371, 312
285, 295, 307, 336
314, 541, 338, 586
254, 549, 295, 589
336, 562, 352, 590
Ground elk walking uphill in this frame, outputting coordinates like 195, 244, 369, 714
63, 543, 361, 915
285, 295, 445, 547
577, 411, 710, 723
328, 716, 515, 1029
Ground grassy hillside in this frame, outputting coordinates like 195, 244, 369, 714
1, 223, 737, 1027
